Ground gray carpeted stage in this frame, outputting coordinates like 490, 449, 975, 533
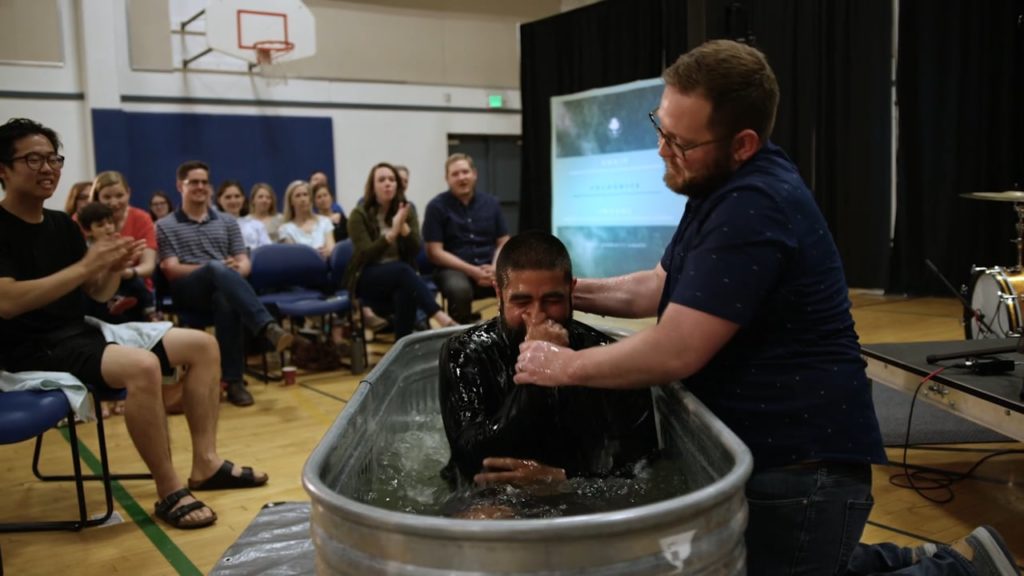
872, 383, 1012, 446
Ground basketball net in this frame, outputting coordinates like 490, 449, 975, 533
253, 40, 294, 86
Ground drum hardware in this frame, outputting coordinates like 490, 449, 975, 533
925, 259, 998, 338
959, 191, 1024, 270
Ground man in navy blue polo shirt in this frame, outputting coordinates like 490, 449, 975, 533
423, 153, 510, 324
512, 41, 1018, 575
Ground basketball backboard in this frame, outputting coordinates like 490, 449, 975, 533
205, 0, 316, 65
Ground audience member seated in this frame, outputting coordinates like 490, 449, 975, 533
310, 170, 345, 216
345, 162, 456, 340
0, 118, 269, 530
77, 202, 158, 417
439, 232, 657, 512
278, 180, 335, 258
216, 179, 271, 251
63, 180, 92, 215
90, 170, 157, 322
77, 202, 155, 322
149, 190, 174, 222
394, 164, 410, 194
156, 160, 293, 407
423, 153, 509, 324
313, 181, 348, 242
248, 182, 283, 242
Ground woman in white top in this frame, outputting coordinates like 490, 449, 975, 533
278, 180, 335, 258
216, 180, 272, 251
249, 182, 284, 242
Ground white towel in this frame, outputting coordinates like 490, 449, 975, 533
0, 319, 175, 421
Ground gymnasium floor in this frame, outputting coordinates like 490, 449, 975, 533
0, 294, 1021, 575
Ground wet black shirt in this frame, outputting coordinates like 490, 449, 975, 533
439, 318, 659, 486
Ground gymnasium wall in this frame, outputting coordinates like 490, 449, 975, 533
0, 0, 523, 213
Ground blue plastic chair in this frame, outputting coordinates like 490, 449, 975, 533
326, 240, 368, 371
0, 388, 148, 532
248, 244, 326, 307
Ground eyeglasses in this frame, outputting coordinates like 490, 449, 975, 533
648, 108, 728, 160
184, 179, 209, 188
9, 153, 65, 171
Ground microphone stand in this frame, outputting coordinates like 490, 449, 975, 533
924, 259, 997, 337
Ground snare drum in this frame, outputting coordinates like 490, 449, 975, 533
965, 266, 1024, 338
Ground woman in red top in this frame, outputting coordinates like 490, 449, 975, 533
91, 171, 157, 292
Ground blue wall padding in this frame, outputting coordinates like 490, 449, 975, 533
91, 109, 335, 211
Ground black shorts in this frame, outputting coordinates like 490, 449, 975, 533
6, 326, 173, 396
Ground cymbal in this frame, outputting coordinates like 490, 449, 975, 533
960, 191, 1024, 202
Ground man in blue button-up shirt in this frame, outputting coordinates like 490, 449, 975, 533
423, 153, 510, 324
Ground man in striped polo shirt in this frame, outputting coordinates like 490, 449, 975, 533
157, 160, 292, 407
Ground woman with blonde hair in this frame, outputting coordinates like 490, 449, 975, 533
248, 182, 283, 242
216, 180, 271, 251
345, 162, 456, 339
90, 171, 157, 295
278, 180, 335, 258
63, 181, 93, 215
88, 170, 160, 417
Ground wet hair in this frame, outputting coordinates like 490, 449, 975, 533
444, 153, 475, 175
77, 201, 114, 231
495, 231, 572, 291
64, 181, 93, 215
249, 182, 277, 215
149, 190, 174, 220
662, 39, 779, 140
361, 162, 407, 222
91, 170, 130, 201
216, 179, 249, 216
176, 160, 209, 182
0, 118, 62, 190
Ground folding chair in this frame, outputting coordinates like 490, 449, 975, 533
0, 388, 150, 532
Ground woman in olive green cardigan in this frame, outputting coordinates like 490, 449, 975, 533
345, 162, 457, 339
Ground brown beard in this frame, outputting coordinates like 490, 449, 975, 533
666, 144, 734, 199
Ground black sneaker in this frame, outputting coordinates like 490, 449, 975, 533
264, 323, 294, 354
224, 380, 254, 407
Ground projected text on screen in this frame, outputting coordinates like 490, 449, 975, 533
551, 78, 687, 279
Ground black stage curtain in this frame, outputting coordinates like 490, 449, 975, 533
520, 0, 893, 288
890, 0, 1024, 295
713, 0, 893, 288
519, 0, 675, 234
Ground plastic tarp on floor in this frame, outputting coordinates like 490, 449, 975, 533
209, 502, 314, 575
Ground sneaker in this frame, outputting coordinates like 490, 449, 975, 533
224, 380, 254, 407
962, 525, 1021, 576
264, 323, 294, 354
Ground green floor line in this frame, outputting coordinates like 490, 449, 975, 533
59, 427, 201, 576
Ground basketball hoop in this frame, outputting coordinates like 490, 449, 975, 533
253, 39, 295, 67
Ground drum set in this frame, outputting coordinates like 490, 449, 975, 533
962, 191, 1024, 339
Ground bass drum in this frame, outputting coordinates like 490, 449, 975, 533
965, 267, 1024, 339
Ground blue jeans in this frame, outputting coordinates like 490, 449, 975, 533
358, 261, 440, 338
746, 461, 974, 575
170, 261, 275, 382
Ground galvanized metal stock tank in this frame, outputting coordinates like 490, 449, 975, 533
303, 327, 752, 575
